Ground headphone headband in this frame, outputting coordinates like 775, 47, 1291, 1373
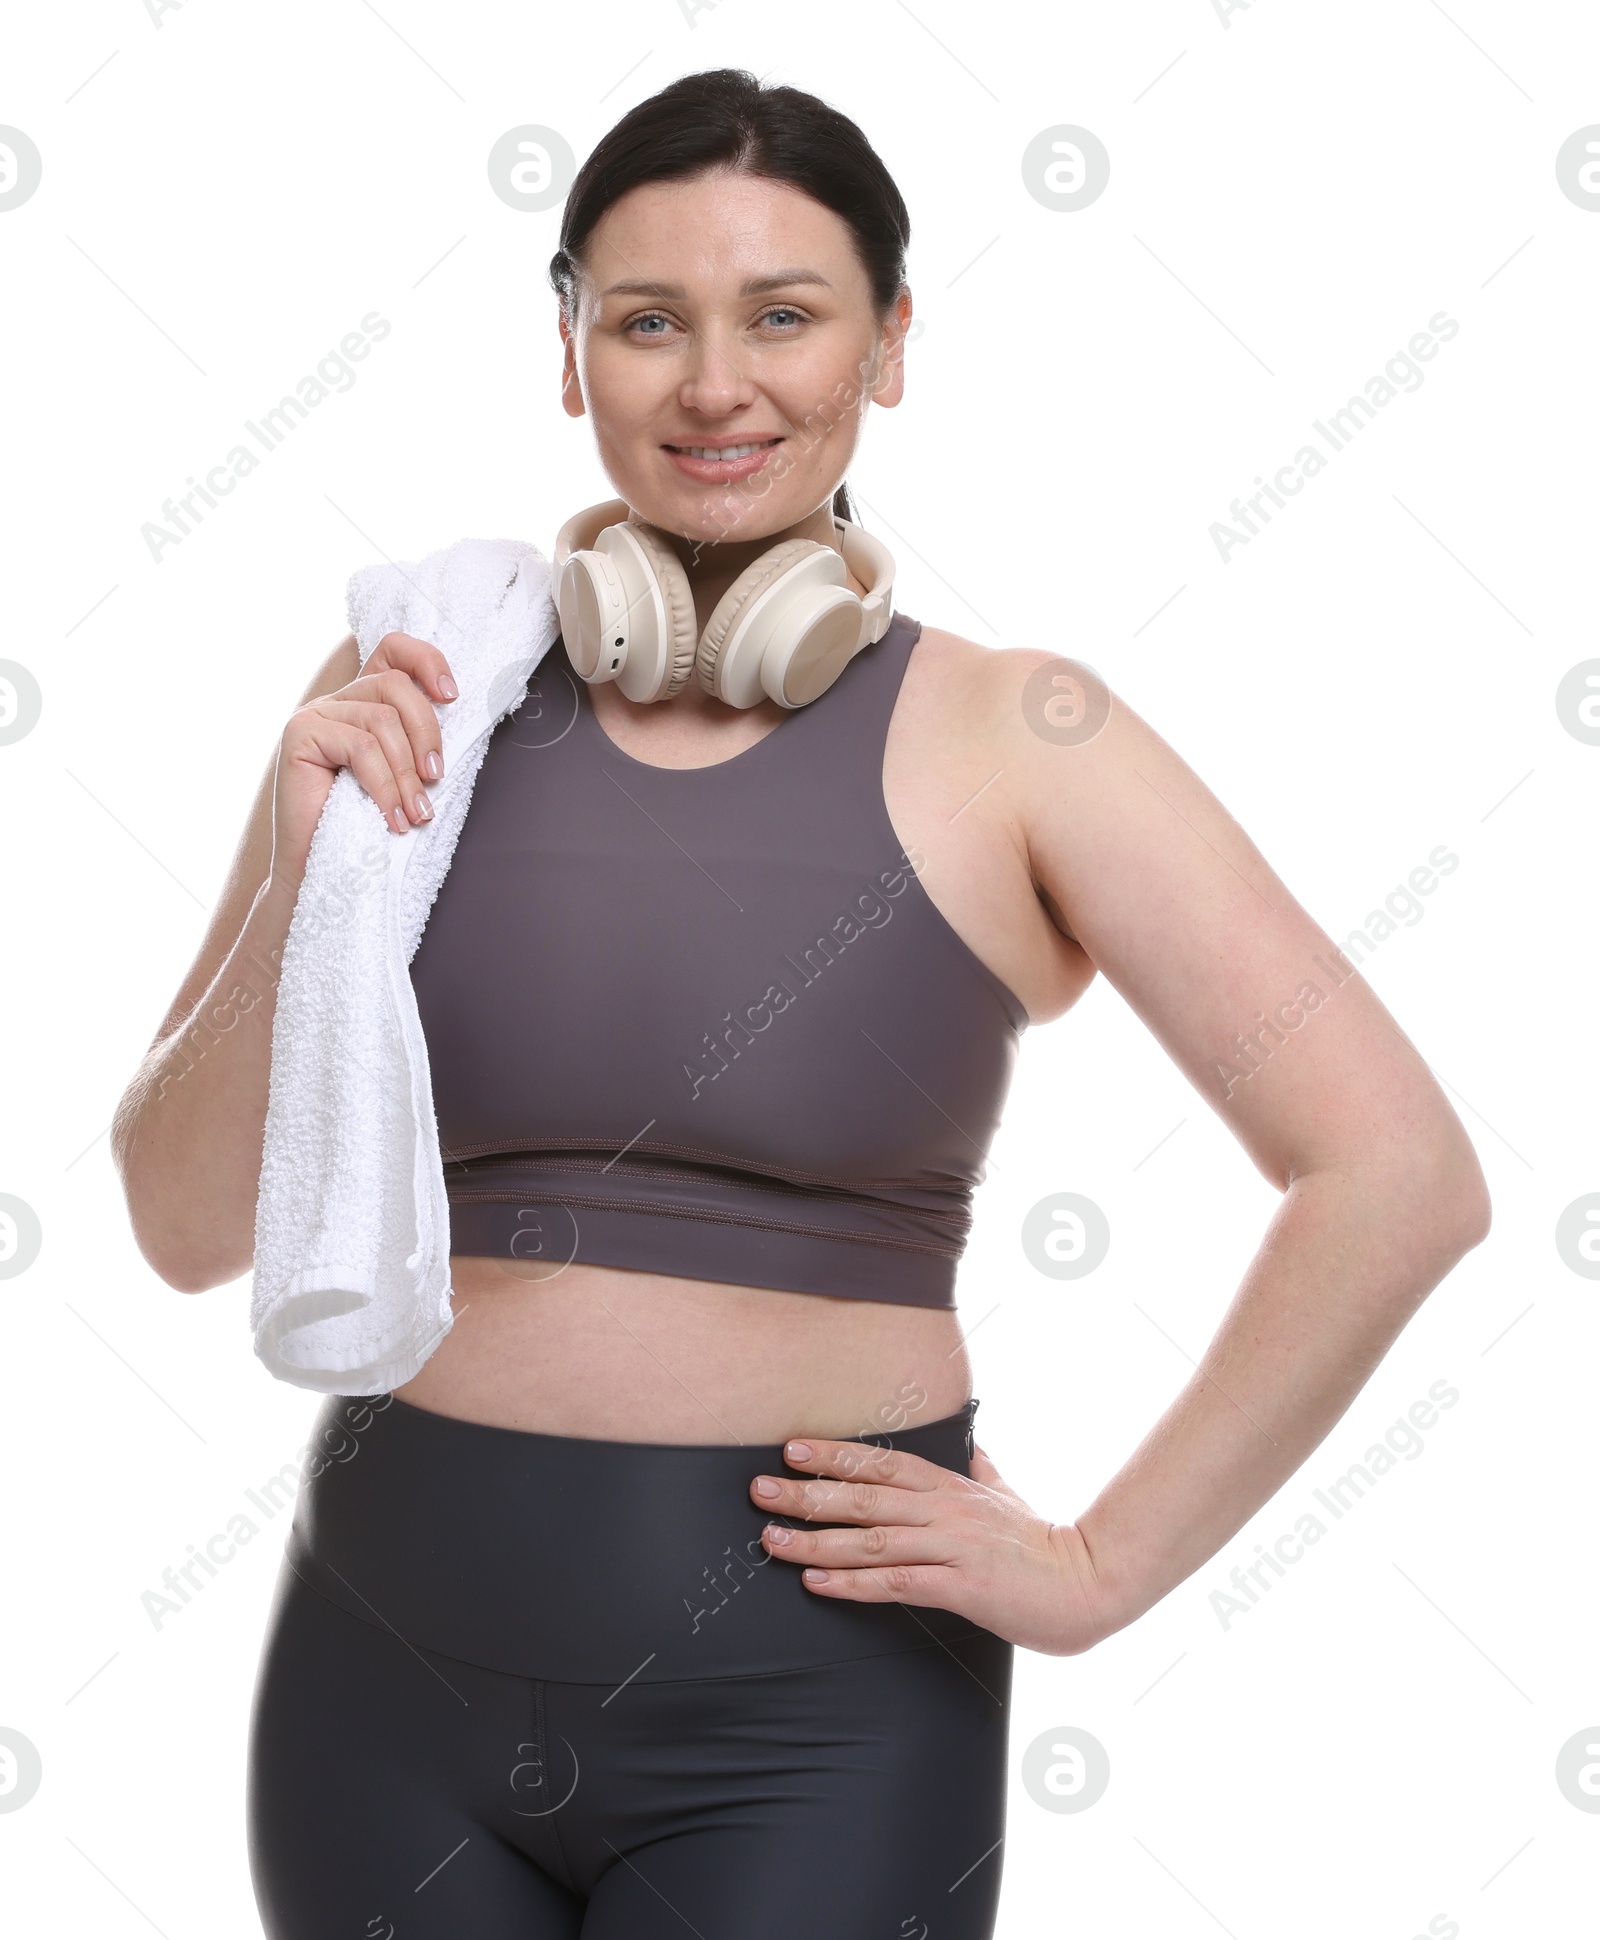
553, 497, 893, 641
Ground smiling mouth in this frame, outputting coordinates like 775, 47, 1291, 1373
663, 437, 784, 460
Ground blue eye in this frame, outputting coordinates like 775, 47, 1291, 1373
624, 305, 807, 339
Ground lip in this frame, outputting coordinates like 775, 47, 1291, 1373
662, 435, 784, 483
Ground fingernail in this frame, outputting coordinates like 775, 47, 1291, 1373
765, 1524, 793, 1545
411, 793, 432, 822
387, 806, 408, 834
803, 1568, 829, 1583
786, 1442, 812, 1462
438, 675, 458, 700
422, 750, 443, 781
753, 1476, 780, 1498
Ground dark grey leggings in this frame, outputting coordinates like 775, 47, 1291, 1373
246, 1393, 1014, 1938
249, 1563, 1012, 1937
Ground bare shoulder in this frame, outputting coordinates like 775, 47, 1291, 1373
898, 617, 1270, 958
898, 620, 1129, 846
902, 625, 1487, 1201
902, 621, 1094, 750
884, 622, 1098, 1022
891, 619, 1062, 825
910, 624, 1222, 847
902, 618, 1029, 698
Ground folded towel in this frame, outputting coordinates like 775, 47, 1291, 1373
250, 537, 561, 1392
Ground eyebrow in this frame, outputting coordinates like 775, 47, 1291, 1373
596, 270, 834, 301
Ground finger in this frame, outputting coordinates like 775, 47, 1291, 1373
290, 713, 409, 834
795, 1562, 965, 1608
364, 630, 459, 706
750, 1472, 935, 1530
761, 1518, 952, 1572
780, 1437, 949, 1493
341, 668, 445, 786
316, 699, 434, 826
290, 716, 410, 835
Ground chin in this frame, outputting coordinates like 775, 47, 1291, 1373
643, 483, 806, 545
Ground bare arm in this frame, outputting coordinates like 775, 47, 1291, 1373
1003, 656, 1491, 1643
112, 630, 458, 1292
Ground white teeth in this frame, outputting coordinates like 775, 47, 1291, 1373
676, 442, 772, 461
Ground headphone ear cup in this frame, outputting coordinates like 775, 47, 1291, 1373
622, 523, 700, 699
695, 541, 828, 700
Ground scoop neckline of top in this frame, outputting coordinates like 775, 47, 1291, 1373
566, 614, 904, 777
580, 680, 794, 775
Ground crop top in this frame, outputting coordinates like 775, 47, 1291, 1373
406, 609, 1029, 1309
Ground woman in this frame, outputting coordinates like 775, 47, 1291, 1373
113, 67, 1490, 1940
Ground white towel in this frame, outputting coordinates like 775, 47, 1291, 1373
250, 536, 561, 1392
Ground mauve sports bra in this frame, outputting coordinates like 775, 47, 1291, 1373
407, 609, 1030, 1310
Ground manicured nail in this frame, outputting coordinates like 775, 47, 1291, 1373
387, 805, 408, 834
765, 1524, 792, 1545
754, 1476, 780, 1498
437, 675, 458, 700
422, 750, 442, 780
803, 1568, 829, 1583
786, 1442, 812, 1462
412, 794, 433, 822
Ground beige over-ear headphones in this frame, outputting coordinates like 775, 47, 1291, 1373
553, 497, 896, 710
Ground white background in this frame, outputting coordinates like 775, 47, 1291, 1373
2, 1, 1596, 1934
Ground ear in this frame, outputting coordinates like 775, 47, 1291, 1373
869, 286, 912, 410
559, 313, 586, 421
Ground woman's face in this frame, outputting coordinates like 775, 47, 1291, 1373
560, 169, 908, 546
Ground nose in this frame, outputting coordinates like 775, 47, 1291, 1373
676, 320, 758, 421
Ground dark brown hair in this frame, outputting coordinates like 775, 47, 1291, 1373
548, 67, 910, 524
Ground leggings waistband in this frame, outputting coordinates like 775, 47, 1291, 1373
283, 1391, 989, 1683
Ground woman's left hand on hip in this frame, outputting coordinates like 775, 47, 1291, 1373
750, 1436, 1110, 1656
